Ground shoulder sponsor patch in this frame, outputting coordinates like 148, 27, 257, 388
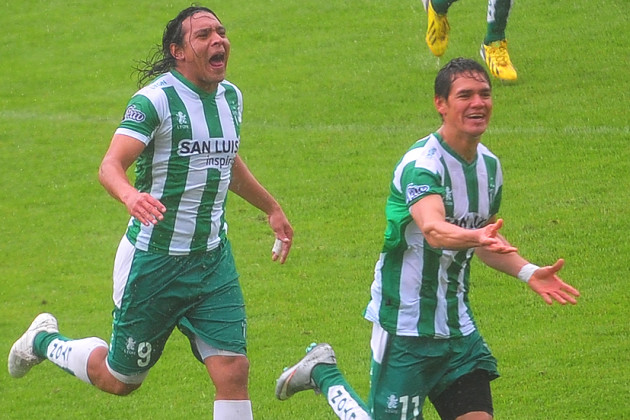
123, 104, 146, 123
406, 183, 430, 203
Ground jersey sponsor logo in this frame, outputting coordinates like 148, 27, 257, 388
178, 138, 240, 156
406, 183, 430, 203
123, 105, 146, 123
178, 138, 239, 168
447, 213, 488, 229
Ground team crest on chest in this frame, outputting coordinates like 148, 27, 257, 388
175, 111, 190, 130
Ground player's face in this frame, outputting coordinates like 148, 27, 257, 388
172, 12, 230, 92
435, 73, 492, 139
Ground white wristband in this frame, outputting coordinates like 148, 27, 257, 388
517, 263, 539, 283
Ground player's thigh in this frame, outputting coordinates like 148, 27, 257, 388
179, 241, 246, 358
370, 330, 450, 420
108, 242, 190, 378
430, 369, 494, 420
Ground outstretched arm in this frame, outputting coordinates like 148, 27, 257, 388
476, 237, 580, 305
410, 194, 517, 252
229, 155, 293, 263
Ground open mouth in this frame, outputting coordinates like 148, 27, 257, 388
210, 53, 225, 67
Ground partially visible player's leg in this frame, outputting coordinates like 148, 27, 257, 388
431, 370, 494, 420
429, 331, 499, 420
422, 0, 457, 56
368, 324, 437, 420
202, 348, 252, 420
427, 0, 459, 14
481, 0, 517, 80
193, 332, 251, 419
276, 343, 371, 420
7, 312, 139, 395
182, 239, 254, 420
484, 0, 512, 44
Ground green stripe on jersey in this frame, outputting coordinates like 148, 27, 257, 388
146, 86, 192, 252
222, 84, 241, 137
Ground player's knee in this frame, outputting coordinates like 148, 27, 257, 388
90, 369, 143, 396
87, 349, 145, 396
222, 354, 250, 381
109, 381, 142, 396
206, 354, 250, 393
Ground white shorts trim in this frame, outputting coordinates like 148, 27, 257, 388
105, 358, 149, 385
194, 335, 244, 360
370, 323, 389, 365
112, 235, 135, 308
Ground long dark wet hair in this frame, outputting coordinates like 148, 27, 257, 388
134, 5, 220, 87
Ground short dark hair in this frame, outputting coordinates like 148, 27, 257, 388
434, 58, 491, 99
135, 6, 220, 87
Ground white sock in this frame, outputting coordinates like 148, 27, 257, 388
46, 337, 108, 384
213, 400, 253, 420
327, 385, 372, 420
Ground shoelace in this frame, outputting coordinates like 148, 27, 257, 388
488, 42, 510, 66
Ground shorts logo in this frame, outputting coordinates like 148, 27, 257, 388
386, 394, 398, 410
124, 337, 137, 355
406, 183, 430, 203
123, 105, 146, 123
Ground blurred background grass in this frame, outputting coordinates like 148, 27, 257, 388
1, 0, 628, 418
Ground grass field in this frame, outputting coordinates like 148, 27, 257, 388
1, 0, 628, 419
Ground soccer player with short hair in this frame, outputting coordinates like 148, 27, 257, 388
275, 58, 579, 420
8, 7, 292, 420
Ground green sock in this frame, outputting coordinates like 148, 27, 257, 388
430, 0, 459, 15
33, 331, 64, 359
484, 0, 512, 44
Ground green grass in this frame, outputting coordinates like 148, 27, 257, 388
1, 0, 628, 419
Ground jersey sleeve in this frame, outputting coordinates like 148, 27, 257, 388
400, 163, 444, 208
115, 94, 160, 145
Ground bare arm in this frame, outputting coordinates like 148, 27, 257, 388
229, 155, 293, 263
409, 194, 516, 252
98, 133, 166, 226
475, 232, 580, 305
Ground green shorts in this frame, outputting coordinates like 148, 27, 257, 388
107, 237, 246, 379
369, 329, 499, 419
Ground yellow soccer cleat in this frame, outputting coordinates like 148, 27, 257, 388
480, 40, 518, 81
423, 0, 450, 57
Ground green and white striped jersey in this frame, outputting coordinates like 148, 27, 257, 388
115, 70, 242, 255
364, 133, 503, 338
